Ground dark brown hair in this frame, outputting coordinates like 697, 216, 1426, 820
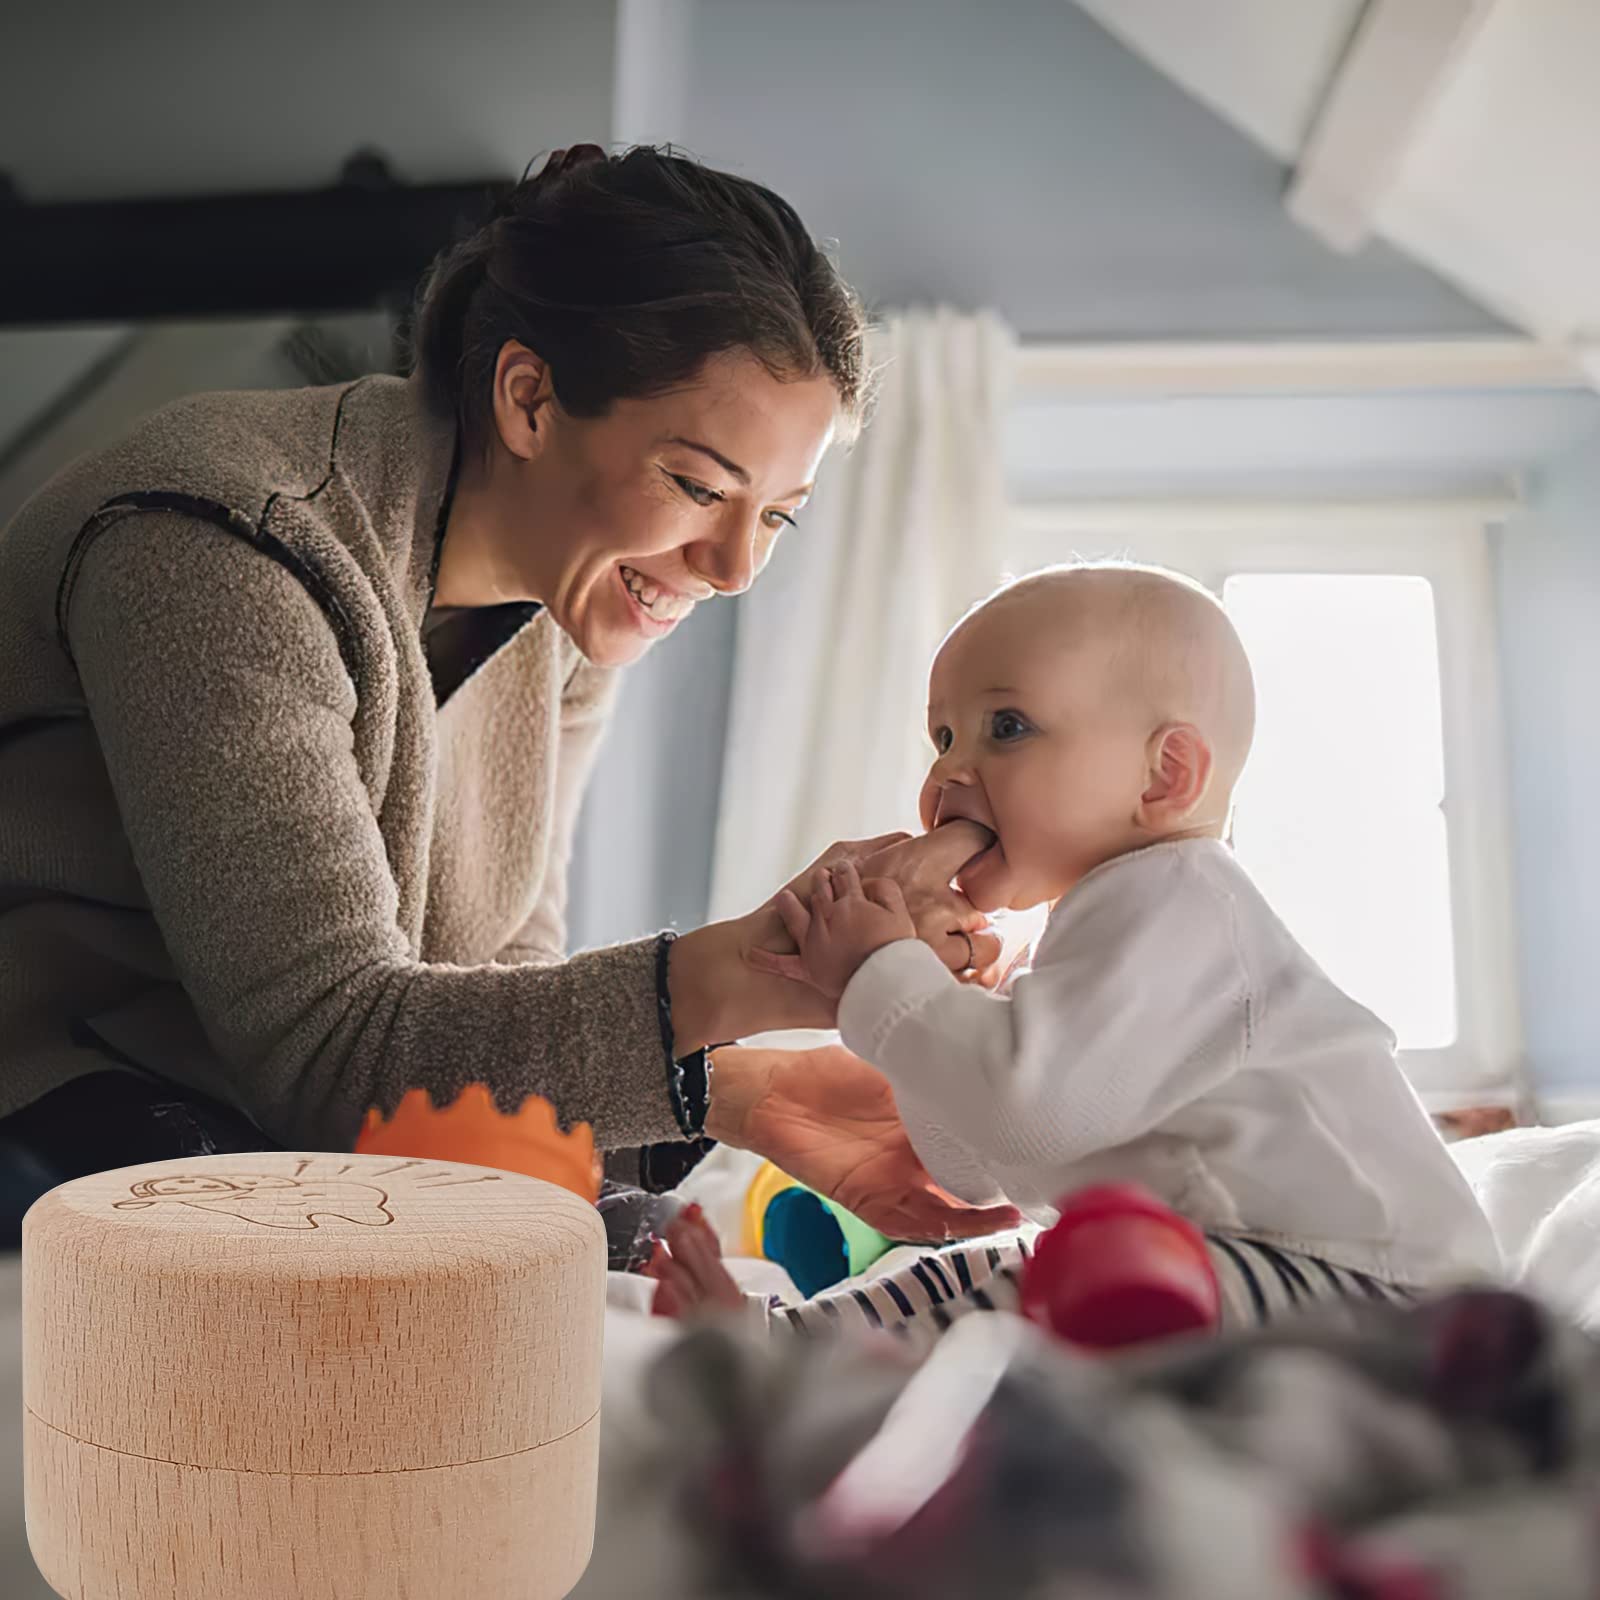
410, 144, 869, 456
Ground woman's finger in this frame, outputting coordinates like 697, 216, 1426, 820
963, 959, 1005, 990
893, 1192, 1021, 1242
904, 907, 981, 971
747, 946, 811, 983
930, 925, 989, 974
889, 820, 995, 887
786, 833, 912, 899
827, 831, 913, 866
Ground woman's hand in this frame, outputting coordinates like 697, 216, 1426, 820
666, 823, 1003, 1046
705, 1043, 1021, 1242
755, 821, 1001, 983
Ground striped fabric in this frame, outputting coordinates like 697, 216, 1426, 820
756, 1233, 1422, 1350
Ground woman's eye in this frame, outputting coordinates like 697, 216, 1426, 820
990, 711, 1029, 741
763, 509, 799, 531
670, 473, 721, 507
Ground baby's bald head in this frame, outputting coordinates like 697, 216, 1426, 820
952, 563, 1257, 816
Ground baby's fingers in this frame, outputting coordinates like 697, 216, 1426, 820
863, 877, 908, 918
774, 888, 812, 948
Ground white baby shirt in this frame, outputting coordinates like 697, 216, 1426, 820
837, 838, 1500, 1288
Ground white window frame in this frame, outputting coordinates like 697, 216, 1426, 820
1009, 502, 1525, 1110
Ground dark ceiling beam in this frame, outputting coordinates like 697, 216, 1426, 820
0, 158, 512, 326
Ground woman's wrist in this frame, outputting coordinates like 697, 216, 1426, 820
701, 1045, 775, 1148
669, 911, 834, 1048
663, 921, 738, 1054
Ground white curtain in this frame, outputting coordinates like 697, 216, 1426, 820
708, 308, 1017, 922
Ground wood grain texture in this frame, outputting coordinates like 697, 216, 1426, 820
22, 1151, 605, 1599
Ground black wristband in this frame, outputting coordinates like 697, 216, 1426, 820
654, 931, 714, 1139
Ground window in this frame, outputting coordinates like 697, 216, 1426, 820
1226, 574, 1455, 1051
1008, 509, 1522, 1107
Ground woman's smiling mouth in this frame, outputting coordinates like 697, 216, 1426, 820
618, 563, 697, 629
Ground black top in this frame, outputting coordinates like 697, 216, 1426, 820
420, 601, 543, 707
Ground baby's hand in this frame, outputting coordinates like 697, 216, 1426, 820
772, 861, 917, 997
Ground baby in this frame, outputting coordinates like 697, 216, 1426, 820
655, 563, 1500, 1338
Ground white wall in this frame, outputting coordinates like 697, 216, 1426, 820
1493, 429, 1600, 1100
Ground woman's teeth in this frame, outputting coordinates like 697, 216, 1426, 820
621, 565, 694, 623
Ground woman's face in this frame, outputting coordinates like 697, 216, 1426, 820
472, 344, 840, 668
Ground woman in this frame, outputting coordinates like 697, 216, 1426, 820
0, 145, 1010, 1245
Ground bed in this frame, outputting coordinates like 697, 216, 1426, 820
5, 1121, 1599, 1599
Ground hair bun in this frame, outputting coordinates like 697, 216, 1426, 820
544, 144, 608, 180
494, 144, 609, 220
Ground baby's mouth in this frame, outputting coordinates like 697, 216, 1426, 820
955, 825, 1000, 877
933, 805, 997, 869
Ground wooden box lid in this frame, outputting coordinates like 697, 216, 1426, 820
22, 1150, 606, 1474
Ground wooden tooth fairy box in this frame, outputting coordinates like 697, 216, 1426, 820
22, 1150, 606, 1600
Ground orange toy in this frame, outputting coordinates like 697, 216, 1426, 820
356, 1083, 602, 1203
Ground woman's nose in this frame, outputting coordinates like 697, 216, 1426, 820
689, 511, 769, 596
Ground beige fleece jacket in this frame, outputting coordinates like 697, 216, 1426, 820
0, 373, 685, 1152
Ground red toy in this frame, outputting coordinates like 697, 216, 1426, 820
1020, 1183, 1220, 1349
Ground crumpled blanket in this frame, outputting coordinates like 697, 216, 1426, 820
588, 1287, 1600, 1600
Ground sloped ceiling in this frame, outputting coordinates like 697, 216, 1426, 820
1073, 0, 1366, 160
1073, 0, 1600, 378
1375, 0, 1600, 357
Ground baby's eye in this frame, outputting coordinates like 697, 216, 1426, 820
990, 710, 1030, 741
932, 726, 953, 754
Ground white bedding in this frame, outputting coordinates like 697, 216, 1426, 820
1450, 1119, 1600, 1328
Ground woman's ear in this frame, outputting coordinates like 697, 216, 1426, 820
490, 340, 555, 463
1135, 723, 1214, 832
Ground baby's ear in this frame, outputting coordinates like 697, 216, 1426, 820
1136, 723, 1214, 830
